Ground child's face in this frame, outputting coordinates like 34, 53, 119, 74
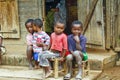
54, 23, 65, 34
33, 24, 38, 32
26, 22, 33, 34
71, 24, 82, 35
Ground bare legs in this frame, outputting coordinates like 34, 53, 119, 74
27, 45, 33, 69
73, 51, 83, 79
65, 54, 73, 78
65, 51, 83, 79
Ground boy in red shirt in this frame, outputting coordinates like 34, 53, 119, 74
39, 20, 68, 78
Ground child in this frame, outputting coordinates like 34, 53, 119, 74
64, 20, 87, 80
25, 19, 34, 69
39, 20, 68, 78
32, 18, 50, 69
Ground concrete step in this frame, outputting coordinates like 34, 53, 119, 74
0, 65, 42, 80
88, 50, 117, 70
1, 45, 28, 66
0, 65, 102, 80
116, 60, 120, 66
1, 45, 118, 70
2, 54, 28, 66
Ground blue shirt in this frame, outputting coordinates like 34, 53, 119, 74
67, 34, 87, 53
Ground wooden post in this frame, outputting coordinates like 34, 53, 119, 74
54, 58, 58, 78
82, 61, 85, 78
82, 0, 98, 35
39, 0, 45, 31
105, 0, 112, 49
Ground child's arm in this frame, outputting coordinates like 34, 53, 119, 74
60, 34, 67, 61
36, 42, 50, 51
26, 34, 33, 46
74, 35, 82, 51
48, 36, 52, 51
36, 32, 50, 50
60, 49, 66, 61
74, 35, 87, 52
36, 42, 49, 50
43, 32, 51, 50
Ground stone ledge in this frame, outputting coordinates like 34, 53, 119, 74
1, 50, 118, 70
88, 51, 118, 70
116, 61, 120, 66
0, 65, 42, 80
2, 55, 28, 66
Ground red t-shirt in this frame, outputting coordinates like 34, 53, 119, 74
50, 32, 69, 56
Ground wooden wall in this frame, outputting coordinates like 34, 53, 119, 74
112, 0, 120, 51
117, 0, 120, 48
0, 0, 20, 38
1, 0, 43, 52
1, 0, 120, 52
77, 0, 120, 51
77, 0, 105, 49
105, 0, 120, 51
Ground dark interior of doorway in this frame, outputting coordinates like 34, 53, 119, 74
45, 0, 78, 35
45, 0, 60, 35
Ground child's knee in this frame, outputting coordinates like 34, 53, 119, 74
27, 46, 33, 51
73, 51, 80, 57
66, 54, 73, 61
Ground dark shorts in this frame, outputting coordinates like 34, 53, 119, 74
83, 52, 88, 61
33, 52, 39, 61
72, 52, 88, 63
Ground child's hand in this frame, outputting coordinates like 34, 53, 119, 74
36, 38, 44, 47
74, 35, 80, 43
59, 57, 64, 62
36, 42, 44, 47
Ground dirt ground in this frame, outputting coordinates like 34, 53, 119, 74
97, 66, 120, 80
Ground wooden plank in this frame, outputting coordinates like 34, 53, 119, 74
77, 0, 87, 24
105, 0, 111, 49
88, 0, 104, 46
118, 0, 120, 47
82, 0, 98, 35
38, 0, 45, 30
112, 0, 119, 48
106, 0, 119, 49
0, 0, 20, 38
114, 0, 120, 49
78, 0, 105, 49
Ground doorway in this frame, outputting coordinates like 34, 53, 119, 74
65, 0, 78, 35
45, 0, 78, 35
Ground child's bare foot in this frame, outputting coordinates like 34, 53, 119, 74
34, 65, 38, 69
34, 65, 40, 69
29, 64, 33, 70
45, 70, 53, 78
37, 66, 41, 69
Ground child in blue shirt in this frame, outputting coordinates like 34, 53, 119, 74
64, 20, 87, 80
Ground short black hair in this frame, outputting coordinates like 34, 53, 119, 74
25, 19, 34, 26
33, 18, 43, 28
54, 19, 65, 27
71, 20, 83, 28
